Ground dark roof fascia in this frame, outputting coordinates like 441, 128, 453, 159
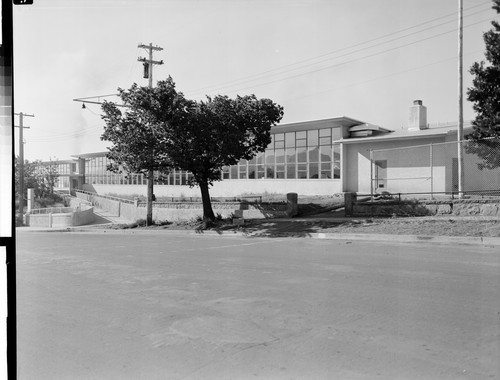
335, 131, 449, 144
271, 116, 366, 134
71, 152, 108, 159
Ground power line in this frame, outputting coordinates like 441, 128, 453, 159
281, 49, 484, 104
189, 16, 494, 96
186, 1, 492, 96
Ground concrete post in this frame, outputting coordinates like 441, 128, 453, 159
48, 213, 53, 228
344, 192, 357, 217
27, 188, 35, 212
286, 193, 298, 217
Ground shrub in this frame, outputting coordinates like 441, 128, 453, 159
135, 218, 147, 227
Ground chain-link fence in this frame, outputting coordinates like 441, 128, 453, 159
370, 138, 500, 198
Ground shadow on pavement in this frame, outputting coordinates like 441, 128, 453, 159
208, 220, 354, 238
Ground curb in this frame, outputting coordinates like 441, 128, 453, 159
16, 225, 500, 247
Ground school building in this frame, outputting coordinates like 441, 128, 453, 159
46, 100, 500, 199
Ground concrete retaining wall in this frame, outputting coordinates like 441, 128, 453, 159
27, 205, 95, 227
75, 190, 290, 222
353, 199, 500, 217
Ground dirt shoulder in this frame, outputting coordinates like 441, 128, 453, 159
100, 216, 500, 238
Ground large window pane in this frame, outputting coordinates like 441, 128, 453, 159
275, 165, 285, 179
333, 163, 341, 179
274, 133, 284, 149
309, 163, 319, 179
248, 165, 256, 179
181, 173, 188, 185
222, 166, 230, 179
319, 128, 331, 137
256, 165, 265, 179
308, 147, 319, 162
321, 163, 331, 179
230, 166, 238, 179
296, 131, 306, 139
307, 129, 318, 146
320, 145, 332, 162
239, 166, 247, 179
266, 165, 275, 179
297, 164, 307, 179
275, 148, 285, 164
256, 152, 265, 165
319, 136, 331, 145
286, 148, 296, 163
285, 132, 295, 148
286, 164, 296, 179
297, 147, 307, 163
332, 128, 342, 141
265, 149, 275, 164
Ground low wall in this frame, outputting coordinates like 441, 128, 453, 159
27, 205, 95, 228
76, 190, 291, 222
353, 199, 500, 217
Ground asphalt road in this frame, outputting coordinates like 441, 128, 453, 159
16, 231, 500, 379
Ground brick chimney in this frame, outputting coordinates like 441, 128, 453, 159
408, 100, 428, 130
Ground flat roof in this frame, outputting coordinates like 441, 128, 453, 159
337, 122, 473, 144
271, 116, 366, 133
71, 152, 108, 159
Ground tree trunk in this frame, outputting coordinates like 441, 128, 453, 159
146, 169, 154, 226
199, 181, 215, 223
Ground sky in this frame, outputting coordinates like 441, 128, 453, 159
12, 0, 497, 161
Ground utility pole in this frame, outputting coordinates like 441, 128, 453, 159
137, 43, 163, 226
138, 43, 164, 88
457, 0, 465, 198
15, 112, 34, 222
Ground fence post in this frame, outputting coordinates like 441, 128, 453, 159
344, 192, 356, 216
369, 149, 374, 201
430, 143, 434, 200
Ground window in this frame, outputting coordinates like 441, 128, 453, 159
238, 159, 247, 179
222, 166, 230, 179
230, 165, 238, 179
296, 131, 307, 148
309, 163, 319, 179
274, 133, 284, 149
297, 164, 307, 179
275, 165, 285, 179
285, 132, 295, 148
332, 127, 342, 141
319, 128, 331, 145
307, 129, 318, 146
321, 163, 331, 179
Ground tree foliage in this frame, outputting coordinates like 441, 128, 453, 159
15, 157, 60, 204
466, 0, 500, 168
167, 94, 284, 222
101, 77, 185, 176
101, 77, 190, 225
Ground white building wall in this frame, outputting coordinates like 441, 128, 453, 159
343, 136, 448, 194
85, 178, 343, 199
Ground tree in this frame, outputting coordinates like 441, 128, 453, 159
466, 0, 500, 168
167, 94, 284, 223
15, 157, 40, 207
40, 158, 60, 196
101, 77, 188, 225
